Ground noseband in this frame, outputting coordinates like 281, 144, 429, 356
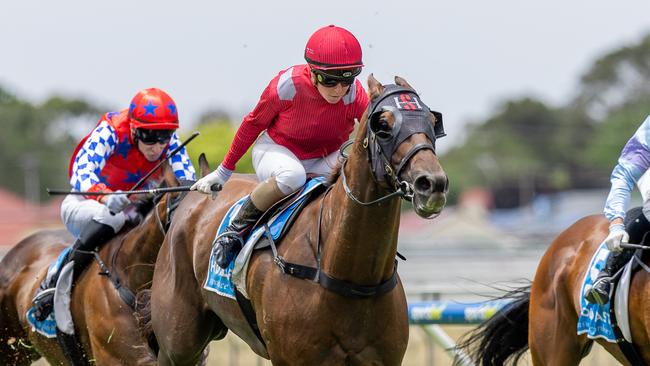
341, 85, 446, 205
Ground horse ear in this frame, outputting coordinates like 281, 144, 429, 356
198, 153, 211, 178
163, 162, 179, 187
367, 74, 384, 100
394, 76, 414, 90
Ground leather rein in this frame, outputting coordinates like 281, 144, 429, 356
269, 86, 443, 298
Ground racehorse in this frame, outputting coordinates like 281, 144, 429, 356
0, 163, 184, 365
456, 212, 650, 365
144, 75, 449, 365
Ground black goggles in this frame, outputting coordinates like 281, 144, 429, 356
313, 68, 361, 88
134, 128, 174, 145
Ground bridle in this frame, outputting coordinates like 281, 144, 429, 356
340, 84, 446, 206
270, 85, 446, 298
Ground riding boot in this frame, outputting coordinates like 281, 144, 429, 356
214, 196, 264, 268
32, 220, 115, 321
585, 211, 650, 305
585, 249, 634, 305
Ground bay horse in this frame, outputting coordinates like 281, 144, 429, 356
456, 211, 650, 365
145, 75, 449, 365
0, 163, 184, 365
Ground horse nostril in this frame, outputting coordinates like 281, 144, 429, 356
413, 175, 433, 194
434, 175, 448, 193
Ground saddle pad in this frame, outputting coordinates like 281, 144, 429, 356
577, 242, 617, 342
26, 246, 73, 338
26, 308, 57, 338
204, 177, 326, 299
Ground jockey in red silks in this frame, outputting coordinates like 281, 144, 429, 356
192, 25, 369, 268
32, 88, 196, 320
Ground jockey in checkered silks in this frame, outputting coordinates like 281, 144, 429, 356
31, 88, 196, 321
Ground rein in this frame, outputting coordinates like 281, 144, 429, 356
267, 86, 444, 297
339, 140, 413, 206
268, 185, 398, 298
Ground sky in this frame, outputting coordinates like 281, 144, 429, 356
2, 0, 650, 153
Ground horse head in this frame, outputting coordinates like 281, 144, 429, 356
364, 74, 448, 218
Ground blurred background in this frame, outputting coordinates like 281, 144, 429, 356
2, 0, 650, 364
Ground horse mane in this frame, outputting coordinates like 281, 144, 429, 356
325, 159, 342, 186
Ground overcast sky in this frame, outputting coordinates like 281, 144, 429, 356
2, 1, 649, 152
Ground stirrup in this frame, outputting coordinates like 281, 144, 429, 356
32, 288, 56, 321
32, 287, 55, 304
584, 277, 611, 305
214, 231, 244, 268
214, 230, 245, 246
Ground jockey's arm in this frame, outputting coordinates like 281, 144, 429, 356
167, 132, 196, 181
70, 121, 116, 200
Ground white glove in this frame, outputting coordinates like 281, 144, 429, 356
191, 164, 232, 194
105, 190, 130, 213
604, 223, 629, 252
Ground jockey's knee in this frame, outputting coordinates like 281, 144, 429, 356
626, 207, 650, 244
275, 169, 306, 194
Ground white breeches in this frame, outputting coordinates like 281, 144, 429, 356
252, 132, 339, 194
60, 194, 125, 237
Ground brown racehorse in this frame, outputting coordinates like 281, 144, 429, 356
144, 75, 449, 365
0, 163, 183, 365
456, 211, 650, 365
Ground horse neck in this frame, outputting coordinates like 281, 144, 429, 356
322, 141, 401, 284
114, 202, 166, 290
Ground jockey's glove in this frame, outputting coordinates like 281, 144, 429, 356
105, 190, 130, 214
191, 164, 232, 194
604, 223, 629, 252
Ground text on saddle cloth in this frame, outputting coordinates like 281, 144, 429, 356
577, 242, 634, 343
203, 177, 326, 299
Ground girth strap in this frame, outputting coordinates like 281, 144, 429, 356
267, 224, 399, 298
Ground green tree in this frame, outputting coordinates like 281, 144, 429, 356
183, 119, 254, 175
0, 86, 102, 202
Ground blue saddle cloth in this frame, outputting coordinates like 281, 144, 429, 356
26, 246, 72, 338
577, 242, 617, 342
203, 177, 326, 299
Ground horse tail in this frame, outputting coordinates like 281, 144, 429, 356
454, 285, 530, 366
134, 289, 159, 355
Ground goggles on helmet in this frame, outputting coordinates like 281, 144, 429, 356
134, 128, 174, 145
313, 68, 361, 88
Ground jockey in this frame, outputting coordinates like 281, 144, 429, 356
585, 115, 650, 305
32, 88, 196, 320
191, 25, 369, 268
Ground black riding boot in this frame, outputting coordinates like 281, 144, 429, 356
32, 220, 115, 321
585, 211, 650, 305
214, 197, 263, 268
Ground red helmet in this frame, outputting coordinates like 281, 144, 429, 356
304, 25, 363, 71
128, 88, 179, 130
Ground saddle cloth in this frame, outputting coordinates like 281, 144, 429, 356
203, 177, 326, 300
577, 241, 633, 343
26, 246, 75, 338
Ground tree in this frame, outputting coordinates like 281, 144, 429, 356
0, 86, 102, 202
183, 119, 254, 175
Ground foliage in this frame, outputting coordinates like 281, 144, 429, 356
0, 87, 101, 202
440, 32, 650, 207
183, 119, 254, 175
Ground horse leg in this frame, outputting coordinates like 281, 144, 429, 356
151, 261, 224, 366
0, 292, 40, 365
529, 295, 586, 365
87, 321, 157, 366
